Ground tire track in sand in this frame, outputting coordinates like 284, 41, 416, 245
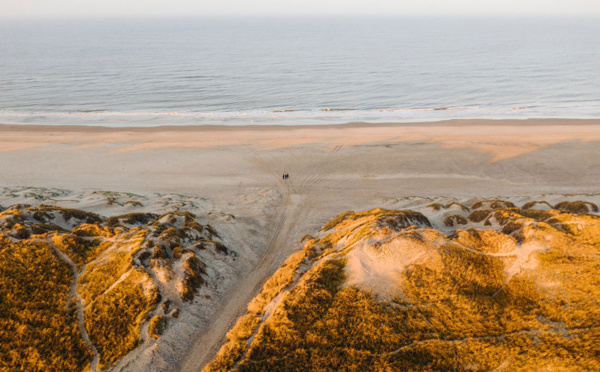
179, 187, 301, 372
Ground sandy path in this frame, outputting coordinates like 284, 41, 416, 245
179, 183, 306, 371
47, 238, 100, 372
178, 147, 345, 371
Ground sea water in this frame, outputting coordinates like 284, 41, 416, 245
0, 16, 599, 126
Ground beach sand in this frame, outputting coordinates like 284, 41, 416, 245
2, 118, 600, 370
2, 119, 600, 197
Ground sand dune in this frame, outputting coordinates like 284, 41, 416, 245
203, 203, 600, 371
2, 119, 600, 370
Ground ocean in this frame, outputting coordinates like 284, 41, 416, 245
0, 16, 599, 126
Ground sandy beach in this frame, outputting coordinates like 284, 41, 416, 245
2, 118, 600, 370
2, 118, 600, 194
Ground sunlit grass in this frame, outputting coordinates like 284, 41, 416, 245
206, 202, 600, 371
0, 204, 229, 370
0, 238, 92, 371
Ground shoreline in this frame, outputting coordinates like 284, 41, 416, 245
2, 118, 600, 132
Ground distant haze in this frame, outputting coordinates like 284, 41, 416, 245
1, 0, 600, 18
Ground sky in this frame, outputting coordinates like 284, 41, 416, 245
1, 0, 599, 18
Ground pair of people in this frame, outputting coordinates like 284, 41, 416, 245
282, 173, 289, 180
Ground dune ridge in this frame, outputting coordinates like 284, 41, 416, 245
0, 200, 237, 371
204, 200, 600, 371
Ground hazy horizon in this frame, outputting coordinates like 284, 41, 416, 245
2, 0, 599, 19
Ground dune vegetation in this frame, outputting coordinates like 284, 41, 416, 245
1, 197, 598, 371
0, 238, 93, 371
0, 204, 233, 371
205, 200, 600, 371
